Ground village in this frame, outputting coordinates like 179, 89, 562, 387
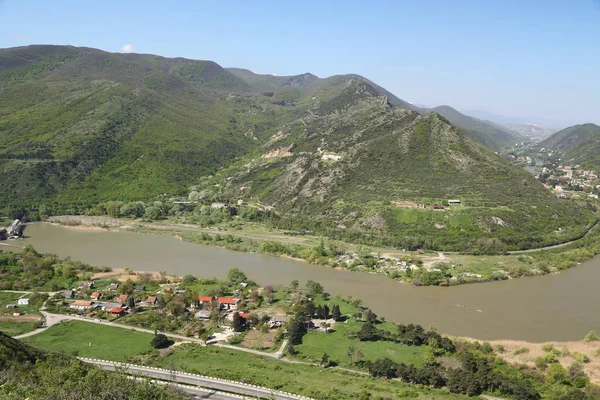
536, 162, 600, 200
7, 268, 345, 351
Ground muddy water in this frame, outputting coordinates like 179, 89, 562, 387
19, 223, 600, 342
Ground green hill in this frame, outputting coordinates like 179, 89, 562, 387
540, 123, 600, 168
0, 45, 594, 251
423, 105, 519, 152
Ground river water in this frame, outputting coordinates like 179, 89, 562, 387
16, 223, 600, 342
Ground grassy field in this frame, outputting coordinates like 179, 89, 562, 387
0, 321, 38, 336
152, 344, 470, 400
294, 318, 427, 368
22, 320, 155, 361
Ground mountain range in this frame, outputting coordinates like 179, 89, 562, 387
0, 45, 595, 250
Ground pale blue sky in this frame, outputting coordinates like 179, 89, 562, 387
1, 0, 598, 128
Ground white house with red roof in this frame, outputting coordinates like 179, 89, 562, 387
216, 297, 240, 310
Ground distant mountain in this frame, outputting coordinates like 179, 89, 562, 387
502, 123, 554, 138
540, 123, 600, 168
0, 45, 594, 251
461, 109, 527, 125
422, 105, 519, 152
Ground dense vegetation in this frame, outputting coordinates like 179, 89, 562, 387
539, 123, 600, 168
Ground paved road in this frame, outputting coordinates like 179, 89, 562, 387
80, 358, 313, 400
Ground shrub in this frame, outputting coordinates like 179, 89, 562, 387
584, 330, 600, 342
514, 347, 530, 355
572, 352, 590, 363
150, 333, 172, 349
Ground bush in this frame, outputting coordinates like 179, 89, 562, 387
150, 333, 172, 349
572, 352, 590, 363
584, 330, 600, 342
514, 347, 530, 355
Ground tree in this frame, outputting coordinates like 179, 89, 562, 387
182, 274, 197, 285
232, 312, 244, 332
151, 333, 172, 349
305, 280, 324, 296
365, 309, 378, 324
264, 285, 273, 303
226, 268, 247, 286
287, 315, 307, 345
357, 322, 381, 341
332, 304, 342, 321
126, 296, 135, 311
368, 358, 397, 379
321, 352, 330, 367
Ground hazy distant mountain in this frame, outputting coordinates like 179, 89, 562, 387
461, 109, 527, 125
502, 123, 554, 138
540, 123, 600, 168
422, 105, 519, 152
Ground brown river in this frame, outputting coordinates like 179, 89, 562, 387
15, 223, 600, 342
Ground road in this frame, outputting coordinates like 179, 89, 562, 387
80, 358, 313, 400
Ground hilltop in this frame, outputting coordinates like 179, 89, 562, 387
0, 45, 596, 251
422, 105, 520, 152
540, 123, 600, 168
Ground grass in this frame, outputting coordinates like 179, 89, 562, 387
151, 344, 469, 400
22, 320, 155, 361
0, 321, 38, 336
294, 318, 427, 368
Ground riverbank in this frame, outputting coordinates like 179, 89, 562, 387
44, 215, 600, 287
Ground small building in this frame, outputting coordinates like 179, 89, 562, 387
62, 290, 75, 299
448, 199, 461, 205
12, 310, 23, 316
237, 199, 247, 206
211, 202, 226, 209
146, 296, 157, 305
109, 308, 126, 317
79, 281, 94, 290
118, 294, 129, 303
238, 312, 252, 319
5, 304, 16, 309
108, 283, 119, 291
268, 315, 289, 329
70, 300, 93, 311
194, 310, 211, 319
216, 297, 240, 310
17, 298, 29, 306
90, 292, 101, 301
197, 295, 214, 305
134, 285, 145, 292
103, 302, 122, 311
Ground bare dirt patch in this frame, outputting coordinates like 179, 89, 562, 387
241, 329, 278, 350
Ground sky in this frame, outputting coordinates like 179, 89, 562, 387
1, 0, 599, 129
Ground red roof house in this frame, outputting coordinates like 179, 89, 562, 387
197, 295, 214, 303
217, 297, 240, 310
118, 294, 129, 303
109, 308, 126, 317
91, 292, 101, 300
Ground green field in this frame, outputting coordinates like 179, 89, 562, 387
22, 320, 155, 361
153, 344, 469, 400
294, 318, 426, 368
0, 321, 38, 336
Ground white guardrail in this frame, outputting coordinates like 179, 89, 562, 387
78, 357, 315, 400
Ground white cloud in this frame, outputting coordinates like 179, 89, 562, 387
122, 44, 134, 53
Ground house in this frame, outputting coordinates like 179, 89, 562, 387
102, 302, 122, 311
17, 298, 29, 306
70, 300, 93, 311
211, 202, 226, 209
134, 285, 145, 291
197, 295, 214, 305
5, 304, 16, 309
268, 315, 289, 329
108, 283, 119, 291
237, 199, 247, 206
118, 294, 129, 303
194, 310, 211, 319
216, 297, 240, 310
146, 296, 157, 305
87, 311, 96, 317
448, 199, 461, 205
238, 312, 252, 319
90, 292, 101, 301
62, 290, 75, 299
12, 310, 23, 316
79, 281, 94, 290
109, 308, 126, 317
